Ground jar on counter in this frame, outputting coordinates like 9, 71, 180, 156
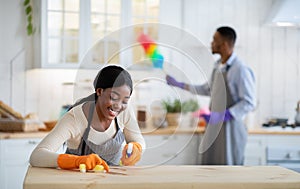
137, 105, 147, 129
150, 102, 167, 128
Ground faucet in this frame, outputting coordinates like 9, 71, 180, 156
297, 101, 300, 112
295, 100, 300, 125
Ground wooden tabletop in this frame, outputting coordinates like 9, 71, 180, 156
24, 165, 300, 189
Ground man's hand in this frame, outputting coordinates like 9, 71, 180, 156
201, 109, 233, 125
166, 75, 185, 89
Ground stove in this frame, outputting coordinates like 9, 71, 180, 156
262, 118, 300, 129
262, 123, 300, 129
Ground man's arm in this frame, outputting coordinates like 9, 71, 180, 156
229, 66, 256, 119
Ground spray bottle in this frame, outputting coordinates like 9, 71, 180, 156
126, 143, 133, 157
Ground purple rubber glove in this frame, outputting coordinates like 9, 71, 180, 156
201, 109, 233, 125
166, 75, 185, 89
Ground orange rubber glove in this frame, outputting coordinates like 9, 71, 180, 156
57, 153, 109, 172
121, 142, 142, 166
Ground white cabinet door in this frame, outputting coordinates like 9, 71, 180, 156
0, 138, 66, 189
244, 134, 300, 172
166, 135, 199, 165
137, 134, 199, 166
244, 135, 267, 165
266, 135, 300, 172
0, 138, 41, 189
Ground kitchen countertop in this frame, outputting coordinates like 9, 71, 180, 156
0, 131, 49, 139
141, 126, 205, 135
248, 126, 300, 135
1, 126, 300, 139
24, 165, 300, 189
141, 125, 300, 135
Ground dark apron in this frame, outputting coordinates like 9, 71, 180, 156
66, 103, 125, 166
199, 64, 247, 165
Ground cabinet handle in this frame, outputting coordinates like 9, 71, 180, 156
28, 140, 38, 145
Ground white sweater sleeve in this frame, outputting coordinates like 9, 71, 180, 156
29, 111, 80, 168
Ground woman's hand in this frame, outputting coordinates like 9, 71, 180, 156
121, 142, 142, 166
57, 153, 109, 172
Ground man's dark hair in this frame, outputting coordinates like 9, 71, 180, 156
217, 26, 237, 47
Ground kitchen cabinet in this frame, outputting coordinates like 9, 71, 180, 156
0, 138, 41, 189
244, 135, 267, 165
0, 138, 65, 189
244, 134, 300, 172
196, 134, 268, 166
266, 135, 300, 172
138, 131, 300, 170
137, 134, 200, 166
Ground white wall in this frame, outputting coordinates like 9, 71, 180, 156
0, 0, 28, 113
0, 0, 300, 125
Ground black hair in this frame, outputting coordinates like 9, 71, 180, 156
69, 65, 133, 109
216, 26, 237, 47
93, 65, 133, 94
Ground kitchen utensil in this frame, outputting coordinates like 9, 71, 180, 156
44, 120, 57, 131
0, 100, 23, 119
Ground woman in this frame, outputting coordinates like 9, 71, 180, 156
30, 65, 145, 172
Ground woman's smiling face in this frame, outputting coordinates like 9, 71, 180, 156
96, 84, 131, 121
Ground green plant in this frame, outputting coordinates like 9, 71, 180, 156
24, 0, 35, 36
162, 98, 199, 114
182, 99, 199, 113
162, 99, 181, 113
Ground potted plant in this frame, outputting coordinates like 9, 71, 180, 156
181, 99, 199, 128
162, 98, 199, 127
182, 99, 199, 114
162, 99, 181, 127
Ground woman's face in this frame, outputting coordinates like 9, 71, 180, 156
96, 84, 131, 121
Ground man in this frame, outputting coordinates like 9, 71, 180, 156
166, 26, 256, 165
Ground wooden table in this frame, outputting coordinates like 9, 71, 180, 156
24, 165, 300, 189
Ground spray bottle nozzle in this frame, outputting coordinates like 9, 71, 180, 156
126, 143, 133, 157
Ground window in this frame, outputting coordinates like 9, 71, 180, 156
41, 0, 160, 68
131, 0, 160, 65
89, 0, 121, 65
45, 0, 80, 66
